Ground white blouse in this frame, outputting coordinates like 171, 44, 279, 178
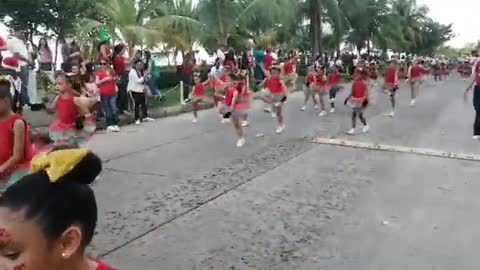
127, 69, 146, 93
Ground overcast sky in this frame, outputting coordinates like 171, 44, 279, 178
418, 0, 479, 47
1, 0, 478, 48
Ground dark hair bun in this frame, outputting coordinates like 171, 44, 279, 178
61, 152, 102, 185
0, 79, 12, 98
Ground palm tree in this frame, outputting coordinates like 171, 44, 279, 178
344, 0, 390, 56
197, 0, 297, 48
78, 0, 199, 55
390, 0, 428, 53
298, 0, 344, 61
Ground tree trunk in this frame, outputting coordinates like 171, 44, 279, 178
309, 0, 320, 63
181, 50, 186, 65
335, 39, 341, 60
317, 0, 323, 58
128, 41, 135, 57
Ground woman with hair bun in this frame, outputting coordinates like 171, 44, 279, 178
0, 148, 115, 269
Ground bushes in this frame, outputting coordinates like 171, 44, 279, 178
158, 67, 181, 89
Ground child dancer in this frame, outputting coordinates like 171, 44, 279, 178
327, 65, 344, 113
191, 75, 210, 123
369, 61, 379, 86
300, 66, 318, 111
0, 148, 115, 269
312, 65, 330, 116
211, 64, 232, 122
346, 69, 370, 135
408, 60, 428, 107
384, 60, 399, 117
260, 66, 287, 133
282, 51, 298, 95
0, 77, 33, 191
223, 74, 251, 147
45, 73, 96, 147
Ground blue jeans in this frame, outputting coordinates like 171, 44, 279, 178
148, 75, 161, 96
19, 66, 30, 105
101, 94, 118, 126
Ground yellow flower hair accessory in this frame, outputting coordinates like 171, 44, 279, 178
31, 149, 89, 182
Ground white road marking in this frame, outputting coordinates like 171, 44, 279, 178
312, 137, 480, 162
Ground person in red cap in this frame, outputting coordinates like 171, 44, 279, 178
1, 57, 22, 113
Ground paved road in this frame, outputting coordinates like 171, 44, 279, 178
83, 76, 479, 269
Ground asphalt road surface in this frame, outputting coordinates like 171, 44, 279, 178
84, 75, 480, 270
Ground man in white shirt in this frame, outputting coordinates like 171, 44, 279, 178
6, 30, 32, 106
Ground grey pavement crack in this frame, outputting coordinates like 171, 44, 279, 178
103, 126, 223, 163
103, 168, 168, 177
98, 140, 314, 258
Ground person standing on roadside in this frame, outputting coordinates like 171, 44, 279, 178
112, 44, 129, 113
128, 60, 155, 125
6, 29, 32, 107
466, 49, 480, 140
182, 54, 195, 102
96, 61, 120, 133
148, 54, 162, 98
37, 37, 54, 82
61, 34, 82, 72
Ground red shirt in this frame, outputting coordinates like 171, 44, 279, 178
0, 114, 32, 177
265, 76, 284, 94
315, 73, 328, 88
264, 53, 274, 70
57, 95, 77, 125
224, 85, 249, 109
223, 86, 236, 107
306, 74, 316, 84
351, 79, 368, 98
284, 60, 295, 74
410, 65, 425, 78
112, 55, 126, 75
328, 72, 341, 85
193, 83, 206, 97
96, 69, 117, 96
385, 67, 398, 85
95, 260, 115, 270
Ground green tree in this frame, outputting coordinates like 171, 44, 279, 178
197, 0, 297, 49
0, 0, 50, 42
79, 0, 199, 55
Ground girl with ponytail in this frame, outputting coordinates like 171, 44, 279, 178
44, 73, 97, 147
0, 148, 115, 269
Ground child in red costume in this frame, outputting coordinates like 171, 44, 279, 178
0, 77, 32, 192
346, 69, 370, 135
